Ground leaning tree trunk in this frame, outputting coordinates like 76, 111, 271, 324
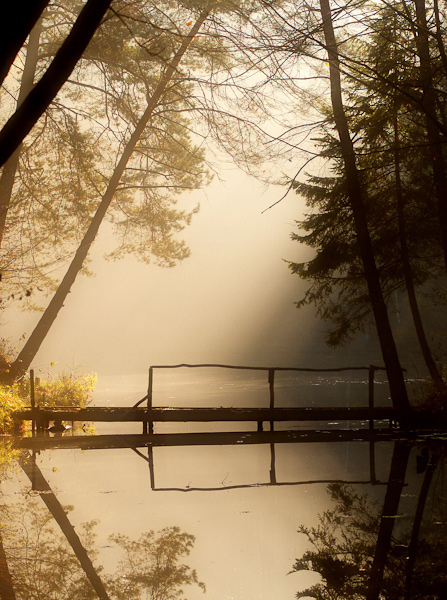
21, 453, 111, 600
0, 0, 49, 87
4, 10, 211, 384
318, 0, 410, 411
0, 17, 43, 248
0, 0, 114, 169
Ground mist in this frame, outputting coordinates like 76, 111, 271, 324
2, 168, 334, 379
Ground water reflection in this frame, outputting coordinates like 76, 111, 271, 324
2, 452, 205, 600
292, 443, 447, 600
3, 366, 447, 600
1, 436, 446, 600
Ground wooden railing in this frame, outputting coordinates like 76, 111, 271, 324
140, 363, 388, 434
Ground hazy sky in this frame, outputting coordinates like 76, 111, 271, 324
3, 165, 336, 379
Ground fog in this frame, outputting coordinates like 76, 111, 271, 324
2, 167, 343, 379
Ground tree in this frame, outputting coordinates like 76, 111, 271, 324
0, 484, 205, 600
292, 482, 397, 600
107, 527, 206, 600
316, 0, 409, 410
0, 1, 211, 301
0, 492, 102, 600
282, 0, 447, 397
2, 6, 212, 383
413, 0, 447, 273
0, 0, 114, 168
292, 444, 447, 600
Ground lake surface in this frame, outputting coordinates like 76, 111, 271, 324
1, 368, 446, 599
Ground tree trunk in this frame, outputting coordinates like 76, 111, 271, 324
319, 0, 410, 412
4, 11, 211, 384
394, 117, 445, 391
366, 441, 411, 600
404, 451, 437, 599
0, 17, 43, 249
414, 0, 447, 274
0, 0, 49, 87
0, 534, 16, 600
0, 0, 113, 169
20, 453, 111, 600
433, 0, 447, 76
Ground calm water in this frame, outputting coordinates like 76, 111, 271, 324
1, 368, 446, 600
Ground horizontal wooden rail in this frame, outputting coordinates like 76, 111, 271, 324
149, 363, 385, 372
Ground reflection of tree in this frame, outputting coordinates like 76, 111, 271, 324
291, 483, 388, 599
0, 497, 205, 600
107, 528, 205, 600
292, 453, 447, 600
0, 495, 100, 600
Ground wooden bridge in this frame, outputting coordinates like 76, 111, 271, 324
14, 363, 403, 433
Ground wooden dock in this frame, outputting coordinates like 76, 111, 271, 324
15, 406, 399, 426
15, 363, 404, 433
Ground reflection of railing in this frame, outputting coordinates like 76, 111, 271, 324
140, 363, 393, 488
141, 363, 389, 434
16, 429, 411, 490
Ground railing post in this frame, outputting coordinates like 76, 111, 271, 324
148, 447, 155, 489
269, 369, 275, 431
146, 367, 153, 434
269, 443, 277, 484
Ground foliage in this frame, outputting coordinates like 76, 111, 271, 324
0, 438, 20, 475
287, 0, 447, 349
0, 493, 205, 600
292, 483, 383, 599
0, 383, 24, 433
15, 371, 97, 408
292, 478, 447, 600
0, 493, 102, 600
0, 370, 96, 434
0, 0, 214, 303
107, 526, 206, 600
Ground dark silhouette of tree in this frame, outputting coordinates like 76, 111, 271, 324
0, 0, 113, 169
317, 0, 409, 411
413, 0, 447, 274
278, 0, 447, 397
291, 443, 447, 600
288, 5, 446, 389
0, 0, 49, 87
